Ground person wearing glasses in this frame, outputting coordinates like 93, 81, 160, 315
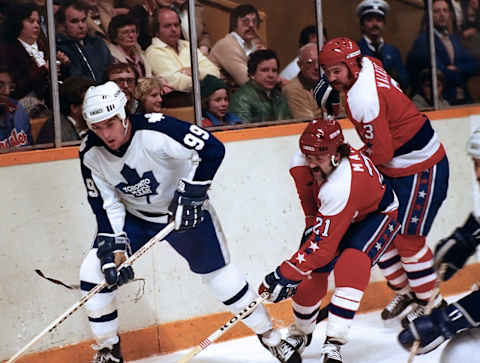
0, 65, 32, 150
107, 63, 139, 115
282, 42, 323, 120
209, 4, 266, 90
107, 14, 152, 79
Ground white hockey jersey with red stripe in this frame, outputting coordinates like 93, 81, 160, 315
344, 56, 446, 177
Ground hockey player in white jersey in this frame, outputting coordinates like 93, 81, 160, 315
398, 128, 480, 359
79, 81, 302, 363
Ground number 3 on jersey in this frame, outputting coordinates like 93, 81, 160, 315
183, 125, 210, 150
363, 124, 374, 140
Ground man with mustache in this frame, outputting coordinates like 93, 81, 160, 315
209, 4, 266, 89
259, 118, 401, 363
318, 37, 450, 329
356, 0, 409, 91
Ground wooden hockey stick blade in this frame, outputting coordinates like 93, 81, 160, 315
6, 222, 175, 363
177, 292, 270, 363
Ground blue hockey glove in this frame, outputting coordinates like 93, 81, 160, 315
96, 232, 134, 287
168, 179, 210, 231
258, 266, 301, 303
312, 74, 340, 117
398, 299, 476, 355
434, 213, 480, 281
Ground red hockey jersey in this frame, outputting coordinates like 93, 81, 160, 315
287, 148, 398, 275
344, 57, 446, 177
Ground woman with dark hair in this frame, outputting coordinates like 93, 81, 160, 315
106, 14, 152, 78
0, 3, 70, 116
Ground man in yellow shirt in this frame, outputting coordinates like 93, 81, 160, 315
145, 7, 219, 93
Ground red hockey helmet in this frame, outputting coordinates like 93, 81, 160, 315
319, 37, 362, 79
299, 119, 344, 157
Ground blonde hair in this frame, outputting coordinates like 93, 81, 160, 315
135, 77, 164, 102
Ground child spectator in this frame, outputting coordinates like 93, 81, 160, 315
135, 77, 164, 113
200, 75, 241, 127
0, 65, 32, 150
411, 68, 450, 109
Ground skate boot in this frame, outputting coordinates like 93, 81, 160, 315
401, 296, 447, 329
381, 284, 416, 320
320, 337, 343, 363
258, 329, 302, 363
92, 338, 124, 363
284, 324, 312, 354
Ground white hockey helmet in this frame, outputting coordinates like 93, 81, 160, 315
467, 128, 480, 159
356, 0, 390, 19
82, 81, 127, 129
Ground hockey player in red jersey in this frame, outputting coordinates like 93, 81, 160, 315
259, 118, 401, 363
317, 37, 450, 327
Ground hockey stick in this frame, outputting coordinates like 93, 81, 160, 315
407, 263, 447, 363
6, 222, 175, 363
177, 291, 270, 363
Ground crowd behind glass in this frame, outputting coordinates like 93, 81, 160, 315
0, 0, 479, 152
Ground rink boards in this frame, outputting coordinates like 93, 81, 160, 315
1, 107, 480, 362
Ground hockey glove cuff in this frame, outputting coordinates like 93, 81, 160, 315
259, 264, 302, 303
168, 179, 211, 231
96, 232, 134, 287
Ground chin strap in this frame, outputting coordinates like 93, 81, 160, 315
331, 155, 339, 167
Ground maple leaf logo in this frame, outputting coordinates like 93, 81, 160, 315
115, 164, 159, 204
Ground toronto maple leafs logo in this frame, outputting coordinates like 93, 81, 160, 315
116, 164, 159, 203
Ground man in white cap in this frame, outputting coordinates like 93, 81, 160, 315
356, 0, 409, 91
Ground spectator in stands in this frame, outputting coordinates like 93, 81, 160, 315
56, 0, 112, 84
407, 0, 479, 105
280, 25, 318, 81
355, 0, 410, 91
77, 0, 113, 39
135, 76, 163, 113
172, 0, 211, 55
230, 49, 291, 123
200, 74, 241, 127
36, 76, 94, 144
145, 7, 219, 101
107, 63, 139, 114
411, 68, 450, 109
209, 4, 266, 89
0, 65, 32, 150
107, 14, 152, 78
282, 42, 322, 120
458, 0, 480, 60
0, 3, 70, 117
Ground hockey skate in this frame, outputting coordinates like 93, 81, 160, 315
284, 324, 313, 354
401, 297, 448, 329
381, 285, 416, 320
320, 337, 343, 363
92, 339, 124, 363
258, 329, 302, 363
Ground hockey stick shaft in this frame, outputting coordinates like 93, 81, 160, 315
177, 292, 270, 363
7, 222, 175, 363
